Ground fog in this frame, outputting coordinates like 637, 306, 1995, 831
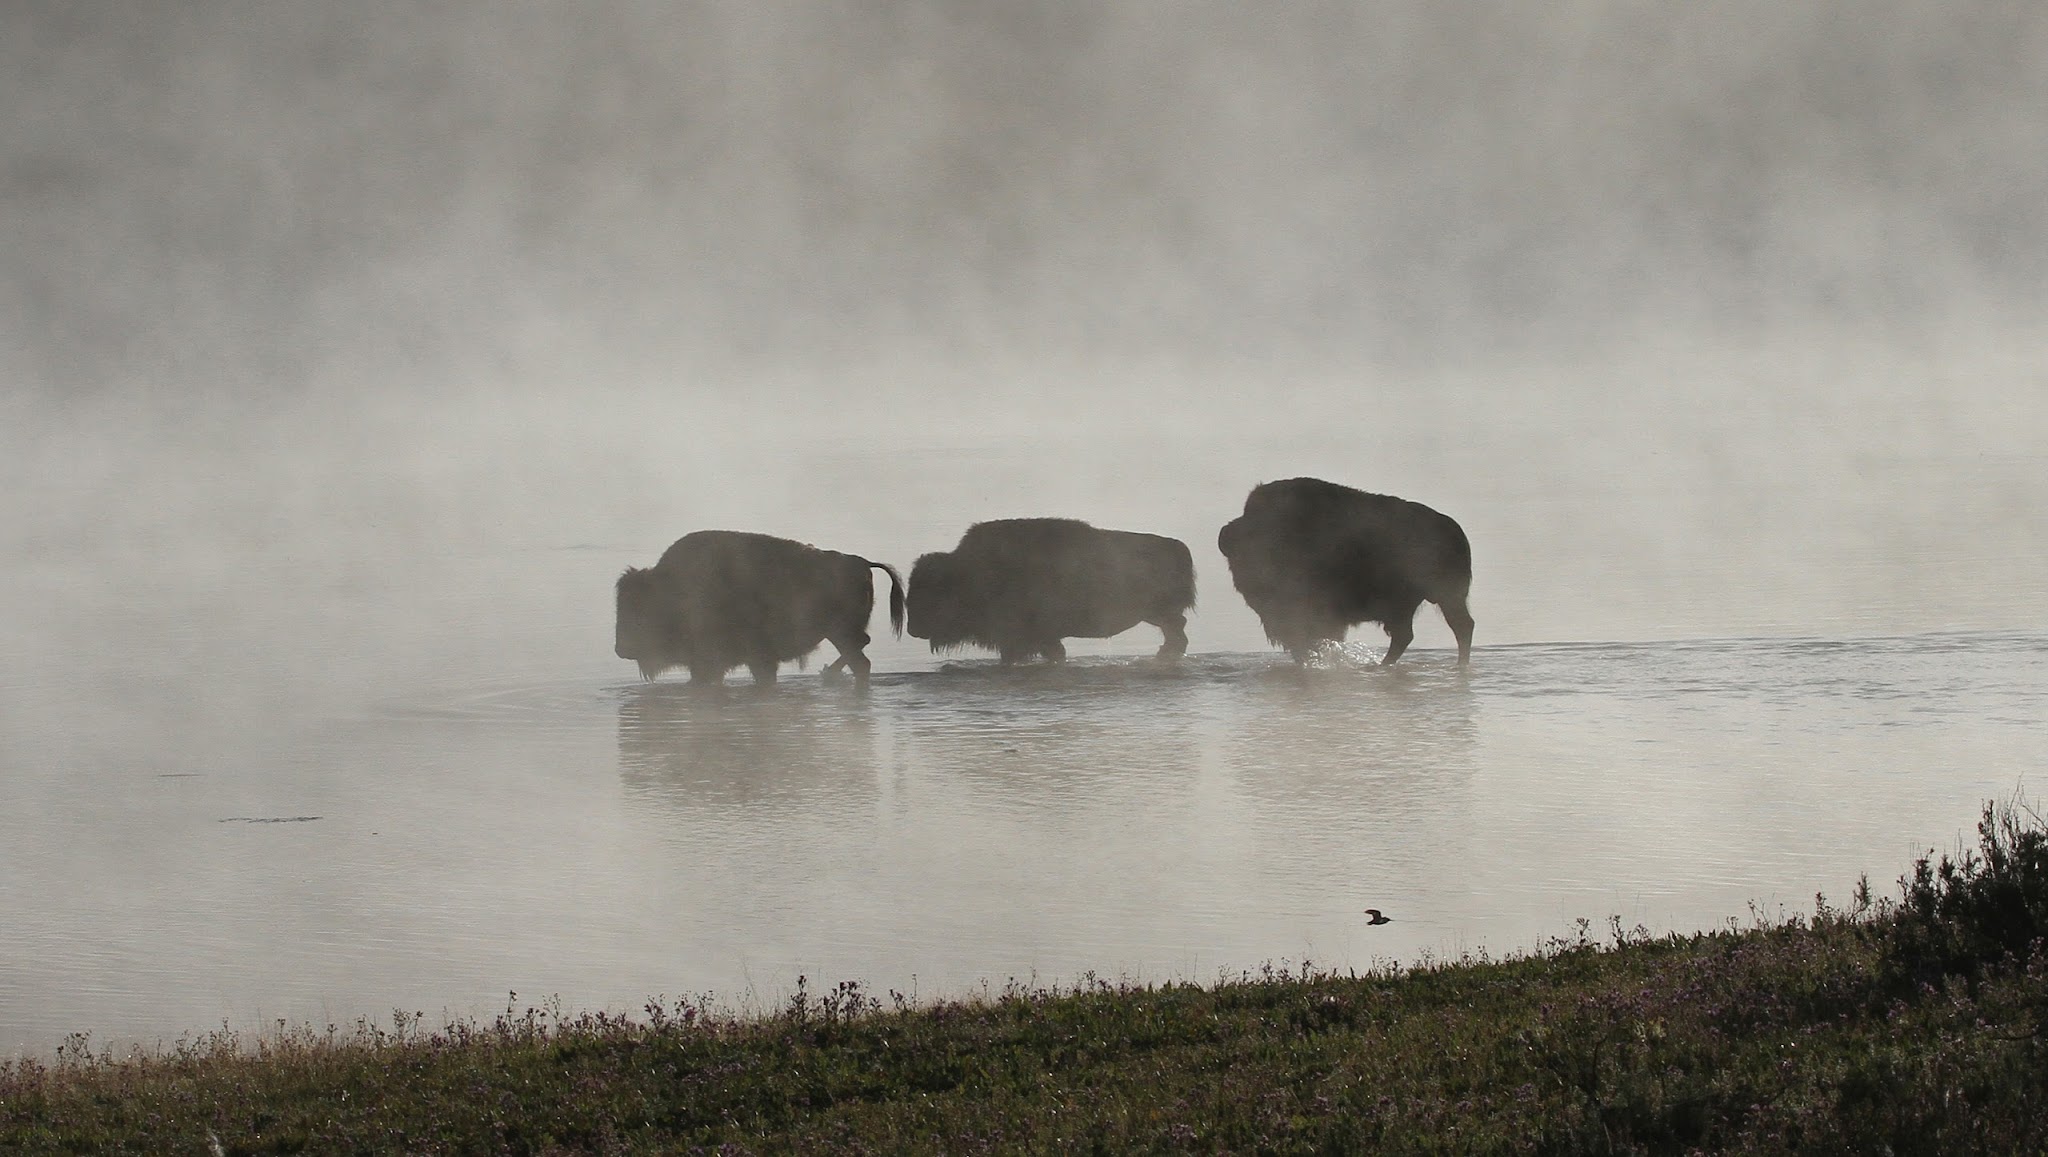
3, 3, 2047, 1051
10, 2, 2047, 381
9, 1, 2047, 640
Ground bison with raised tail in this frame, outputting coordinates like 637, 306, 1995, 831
907, 519, 1195, 664
614, 530, 904, 686
1218, 478, 1474, 666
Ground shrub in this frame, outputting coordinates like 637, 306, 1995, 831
1885, 793, 2048, 985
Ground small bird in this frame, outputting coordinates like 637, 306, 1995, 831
1363, 909, 1391, 925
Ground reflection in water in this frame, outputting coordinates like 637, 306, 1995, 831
606, 654, 1492, 999
4, 634, 2045, 1054
617, 683, 880, 814
890, 658, 1215, 808
612, 682, 892, 996
1222, 653, 1479, 802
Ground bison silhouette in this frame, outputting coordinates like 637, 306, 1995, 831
614, 530, 904, 686
906, 518, 1195, 664
1218, 478, 1474, 665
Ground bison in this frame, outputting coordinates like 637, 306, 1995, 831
1218, 478, 1474, 666
906, 518, 1195, 664
614, 530, 905, 686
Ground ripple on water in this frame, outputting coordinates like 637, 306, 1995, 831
375, 676, 623, 731
7, 630, 2048, 1057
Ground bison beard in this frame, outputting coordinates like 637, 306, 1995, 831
906, 519, 1195, 664
614, 530, 904, 686
1218, 478, 1474, 666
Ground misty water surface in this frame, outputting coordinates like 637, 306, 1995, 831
5, 361, 2046, 1054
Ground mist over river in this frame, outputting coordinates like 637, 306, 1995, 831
6, 2, 2048, 1055
6, 358, 2047, 1054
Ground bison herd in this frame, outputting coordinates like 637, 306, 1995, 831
614, 477, 1474, 685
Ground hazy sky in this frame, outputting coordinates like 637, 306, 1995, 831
6, 1, 2044, 400
5, 2, 2045, 656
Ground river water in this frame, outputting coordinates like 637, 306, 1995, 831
4, 345, 2046, 1054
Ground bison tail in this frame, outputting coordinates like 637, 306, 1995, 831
1167, 537, 1197, 610
871, 561, 907, 638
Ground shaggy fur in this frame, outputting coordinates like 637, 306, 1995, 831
1218, 478, 1474, 665
615, 530, 904, 686
906, 518, 1195, 663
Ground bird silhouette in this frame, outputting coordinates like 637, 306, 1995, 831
1363, 909, 1391, 925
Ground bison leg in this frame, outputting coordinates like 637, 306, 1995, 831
826, 633, 874, 684
687, 664, 724, 685
747, 661, 779, 688
1041, 640, 1067, 664
1152, 613, 1189, 659
1439, 596, 1475, 666
1285, 625, 1325, 664
1380, 606, 1418, 666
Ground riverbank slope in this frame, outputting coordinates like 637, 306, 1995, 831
5, 799, 2043, 1154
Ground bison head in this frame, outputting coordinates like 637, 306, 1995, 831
905, 551, 976, 649
614, 566, 687, 680
1217, 514, 1249, 563
1216, 514, 1277, 594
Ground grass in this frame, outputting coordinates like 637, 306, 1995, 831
4, 797, 2045, 1155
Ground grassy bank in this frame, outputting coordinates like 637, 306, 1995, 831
5, 800, 2044, 1155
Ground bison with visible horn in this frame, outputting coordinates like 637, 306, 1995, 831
614, 530, 904, 686
1218, 478, 1474, 665
907, 519, 1195, 664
